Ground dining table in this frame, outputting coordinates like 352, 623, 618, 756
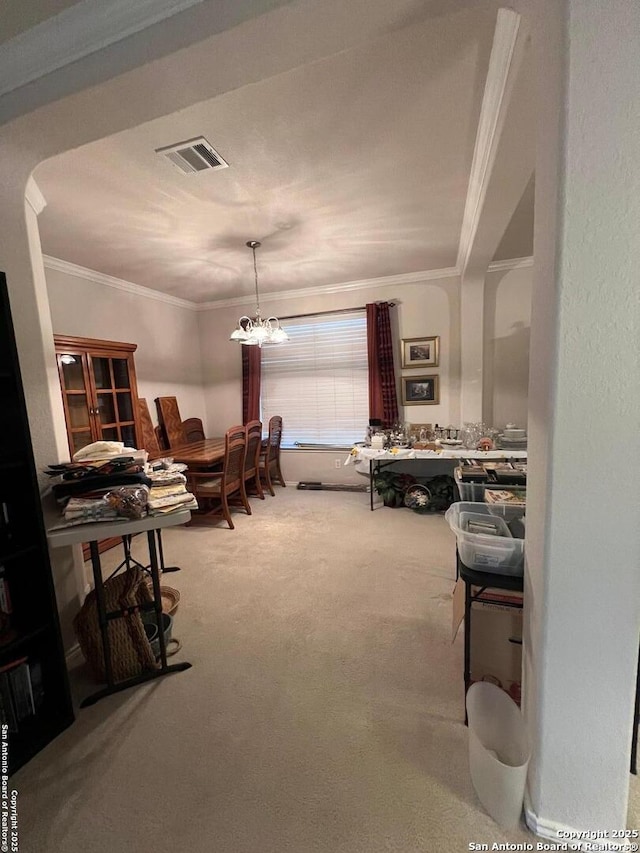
169, 437, 225, 469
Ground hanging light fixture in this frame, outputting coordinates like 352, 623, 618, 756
229, 241, 289, 346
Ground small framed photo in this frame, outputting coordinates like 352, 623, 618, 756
402, 374, 440, 406
401, 336, 440, 368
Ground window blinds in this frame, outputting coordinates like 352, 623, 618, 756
260, 310, 369, 448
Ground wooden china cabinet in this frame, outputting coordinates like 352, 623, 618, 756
54, 335, 142, 456
54, 335, 143, 558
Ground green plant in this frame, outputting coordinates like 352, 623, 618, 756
423, 474, 456, 511
373, 470, 416, 507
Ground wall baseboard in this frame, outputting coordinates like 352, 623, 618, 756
524, 790, 590, 848
296, 481, 367, 492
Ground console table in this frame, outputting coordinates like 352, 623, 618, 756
47, 510, 192, 707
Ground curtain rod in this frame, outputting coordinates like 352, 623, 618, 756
278, 302, 396, 322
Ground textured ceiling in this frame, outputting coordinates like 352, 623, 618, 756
0, 0, 81, 44
33, 1, 531, 304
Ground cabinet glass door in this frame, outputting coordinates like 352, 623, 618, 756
57, 354, 94, 456
88, 354, 137, 447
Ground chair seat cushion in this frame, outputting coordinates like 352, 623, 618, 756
195, 479, 222, 492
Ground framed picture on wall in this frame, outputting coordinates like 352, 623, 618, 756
402, 374, 440, 405
401, 336, 440, 368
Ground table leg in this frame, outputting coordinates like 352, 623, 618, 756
370, 459, 374, 511
88, 540, 114, 688
156, 528, 180, 573
464, 579, 471, 725
147, 529, 169, 667
80, 531, 192, 708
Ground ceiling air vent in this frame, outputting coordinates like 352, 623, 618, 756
155, 137, 229, 175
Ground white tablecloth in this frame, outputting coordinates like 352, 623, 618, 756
344, 446, 527, 475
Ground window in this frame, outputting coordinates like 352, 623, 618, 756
260, 310, 369, 448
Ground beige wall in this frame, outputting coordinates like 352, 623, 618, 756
36, 251, 531, 648
45, 258, 530, 489
46, 265, 207, 431
522, 0, 640, 833
483, 263, 532, 429
198, 274, 461, 483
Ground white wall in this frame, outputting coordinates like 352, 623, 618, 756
44, 259, 532, 490
46, 265, 207, 432
1, 188, 81, 653
198, 274, 460, 483
524, 0, 640, 834
43, 257, 532, 488
483, 263, 532, 429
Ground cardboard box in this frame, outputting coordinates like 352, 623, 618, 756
452, 578, 523, 689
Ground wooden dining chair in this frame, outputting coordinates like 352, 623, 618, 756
244, 420, 264, 501
185, 425, 250, 529
258, 415, 285, 496
182, 417, 205, 443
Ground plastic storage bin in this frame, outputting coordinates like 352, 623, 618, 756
454, 468, 527, 505
445, 502, 525, 574
454, 467, 487, 501
466, 682, 530, 829
459, 510, 512, 539
484, 491, 526, 523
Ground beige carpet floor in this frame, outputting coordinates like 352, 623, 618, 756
14, 489, 640, 851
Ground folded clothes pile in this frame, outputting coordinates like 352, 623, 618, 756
46, 441, 196, 527
147, 469, 198, 516
71, 440, 149, 467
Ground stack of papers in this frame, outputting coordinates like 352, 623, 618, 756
484, 488, 526, 505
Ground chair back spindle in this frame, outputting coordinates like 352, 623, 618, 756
185, 424, 250, 529
244, 420, 264, 500
259, 415, 285, 496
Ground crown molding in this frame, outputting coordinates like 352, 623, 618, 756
43, 255, 197, 311
41, 253, 532, 312
456, 8, 523, 275
487, 255, 533, 272
196, 266, 460, 311
0, 0, 206, 97
42, 255, 460, 312
25, 177, 47, 216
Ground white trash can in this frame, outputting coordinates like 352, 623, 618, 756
466, 682, 530, 829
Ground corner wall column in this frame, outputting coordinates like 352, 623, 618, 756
524, 0, 640, 834
0, 167, 84, 649
459, 273, 485, 423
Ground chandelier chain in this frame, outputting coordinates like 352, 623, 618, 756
229, 239, 288, 346
252, 245, 261, 316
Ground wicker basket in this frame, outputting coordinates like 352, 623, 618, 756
403, 483, 432, 513
74, 567, 158, 683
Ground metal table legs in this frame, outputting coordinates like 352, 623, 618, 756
80, 530, 191, 708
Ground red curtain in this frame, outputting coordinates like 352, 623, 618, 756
242, 345, 261, 425
366, 302, 399, 428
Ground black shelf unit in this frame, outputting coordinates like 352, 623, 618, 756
0, 272, 74, 774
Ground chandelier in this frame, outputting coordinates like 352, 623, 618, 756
229, 240, 289, 346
